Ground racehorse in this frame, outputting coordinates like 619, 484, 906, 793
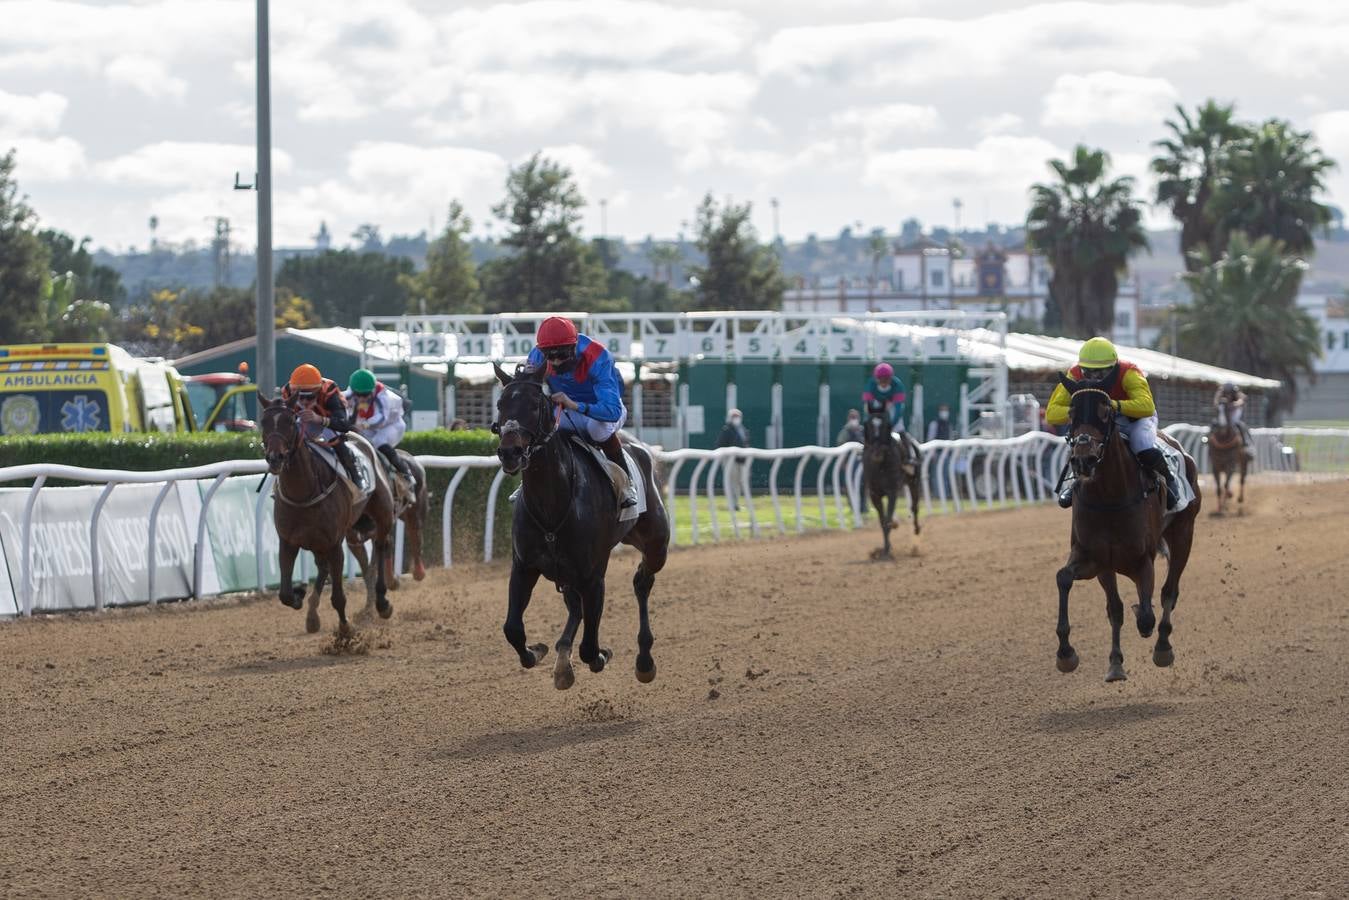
1053, 376, 1201, 682
492, 363, 670, 690
1207, 396, 1248, 516
259, 396, 397, 636
862, 403, 922, 559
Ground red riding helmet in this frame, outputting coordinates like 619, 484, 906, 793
536, 316, 579, 348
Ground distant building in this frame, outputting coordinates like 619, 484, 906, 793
782, 240, 1142, 346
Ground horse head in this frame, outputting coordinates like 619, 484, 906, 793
492, 362, 555, 475
862, 402, 893, 461
1064, 378, 1118, 482
259, 395, 302, 474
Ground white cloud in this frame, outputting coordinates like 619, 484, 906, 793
1309, 110, 1349, 212
864, 135, 1063, 219
0, 136, 87, 181
828, 104, 941, 149
535, 144, 613, 197
0, 89, 68, 133
104, 55, 188, 100
972, 113, 1024, 136
1041, 71, 1179, 128
95, 142, 294, 188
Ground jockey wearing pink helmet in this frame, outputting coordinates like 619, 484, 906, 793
862, 362, 907, 430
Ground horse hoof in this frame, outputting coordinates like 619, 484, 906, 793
1056, 651, 1079, 674
387, 578, 400, 592
889, 519, 901, 529
870, 548, 892, 561
635, 656, 657, 684
305, 614, 320, 634
553, 664, 575, 691
589, 648, 612, 674
338, 621, 354, 640
413, 563, 426, 582
280, 593, 302, 610
1153, 647, 1175, 668
376, 599, 393, 620
1105, 665, 1127, 683
527, 643, 549, 667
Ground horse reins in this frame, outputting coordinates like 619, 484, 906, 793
1064, 386, 1160, 512
495, 381, 574, 550
263, 406, 342, 508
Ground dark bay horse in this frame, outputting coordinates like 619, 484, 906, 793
492, 364, 670, 691
1054, 377, 1201, 682
862, 405, 922, 559
1208, 397, 1248, 516
260, 397, 396, 636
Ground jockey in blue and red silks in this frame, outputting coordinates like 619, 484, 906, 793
527, 316, 637, 508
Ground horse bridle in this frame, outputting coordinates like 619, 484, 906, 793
1066, 387, 1117, 476
492, 379, 559, 469
262, 405, 304, 469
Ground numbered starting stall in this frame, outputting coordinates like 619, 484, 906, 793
358, 311, 1010, 449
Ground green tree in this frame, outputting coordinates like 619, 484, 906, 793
1208, 119, 1335, 260
1026, 145, 1148, 338
645, 240, 683, 284
595, 238, 681, 312
277, 249, 413, 325
687, 194, 787, 311
867, 230, 890, 289
407, 201, 479, 314
1177, 233, 1320, 419
37, 229, 126, 307
1151, 100, 1250, 271
0, 149, 49, 342
478, 153, 610, 312
125, 285, 317, 357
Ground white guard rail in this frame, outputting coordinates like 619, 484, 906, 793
4, 426, 1347, 616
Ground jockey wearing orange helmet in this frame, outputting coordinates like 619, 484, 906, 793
1045, 336, 1179, 509
281, 363, 368, 492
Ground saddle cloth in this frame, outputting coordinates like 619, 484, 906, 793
309, 444, 375, 505
376, 453, 416, 515
1158, 440, 1196, 519
569, 436, 646, 523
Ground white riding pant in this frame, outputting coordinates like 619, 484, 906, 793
1117, 413, 1158, 455
360, 420, 405, 449
1227, 405, 1244, 425
558, 402, 626, 442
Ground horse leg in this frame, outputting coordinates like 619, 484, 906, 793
1154, 522, 1194, 668
1132, 556, 1157, 639
871, 491, 891, 559
373, 529, 393, 619
346, 537, 375, 622
634, 560, 658, 683
324, 544, 352, 638
278, 539, 304, 610
1099, 570, 1127, 682
553, 586, 583, 690
1054, 550, 1096, 673
504, 559, 548, 668
407, 508, 426, 582
306, 562, 325, 634
908, 476, 921, 535
1237, 460, 1247, 512
578, 574, 612, 674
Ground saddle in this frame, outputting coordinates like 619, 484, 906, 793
569, 436, 645, 523
376, 452, 416, 514
309, 443, 375, 506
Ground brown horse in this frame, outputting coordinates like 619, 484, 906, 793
1207, 397, 1248, 516
260, 397, 397, 636
1053, 378, 1201, 682
861, 402, 921, 559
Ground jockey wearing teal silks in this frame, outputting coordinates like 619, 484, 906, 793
862, 362, 907, 431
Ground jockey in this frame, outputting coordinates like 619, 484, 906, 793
281, 363, 369, 493
1046, 336, 1180, 510
862, 363, 907, 431
526, 315, 637, 509
344, 368, 414, 485
1214, 381, 1255, 456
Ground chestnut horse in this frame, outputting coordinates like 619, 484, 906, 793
1207, 397, 1248, 516
1054, 377, 1201, 682
260, 397, 397, 636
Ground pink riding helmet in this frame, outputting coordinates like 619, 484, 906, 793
873, 363, 893, 380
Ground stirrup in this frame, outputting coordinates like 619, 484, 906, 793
1057, 487, 1074, 509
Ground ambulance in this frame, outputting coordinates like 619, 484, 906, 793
0, 343, 244, 436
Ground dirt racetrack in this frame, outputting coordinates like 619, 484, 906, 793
2, 480, 1347, 898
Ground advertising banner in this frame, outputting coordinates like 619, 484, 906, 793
0, 483, 194, 612
190, 474, 281, 594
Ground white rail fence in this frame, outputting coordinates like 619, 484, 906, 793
2, 426, 1345, 616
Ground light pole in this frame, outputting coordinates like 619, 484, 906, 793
599, 198, 608, 238
771, 197, 780, 243
254, 0, 275, 398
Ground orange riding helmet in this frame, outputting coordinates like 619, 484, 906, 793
288, 364, 323, 392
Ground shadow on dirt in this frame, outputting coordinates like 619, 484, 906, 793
1035, 702, 1176, 734
215, 655, 352, 676
437, 719, 642, 761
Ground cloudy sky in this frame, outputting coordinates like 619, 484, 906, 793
2, 0, 1348, 252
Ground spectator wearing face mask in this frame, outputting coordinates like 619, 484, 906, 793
836, 409, 864, 445
717, 408, 750, 512
926, 403, 953, 442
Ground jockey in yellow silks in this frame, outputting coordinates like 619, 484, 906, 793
1046, 336, 1180, 510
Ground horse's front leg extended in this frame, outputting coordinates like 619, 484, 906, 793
373, 530, 392, 619
578, 574, 612, 674
1055, 550, 1096, 673
278, 539, 303, 610
908, 475, 922, 535
504, 559, 548, 668
1098, 570, 1127, 682
552, 586, 583, 690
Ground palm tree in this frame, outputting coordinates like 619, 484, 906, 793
1151, 100, 1249, 271
1026, 145, 1149, 338
866, 231, 890, 309
1208, 119, 1336, 260
1178, 233, 1321, 419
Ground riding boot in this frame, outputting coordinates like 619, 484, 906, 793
336, 441, 369, 494
1138, 447, 1179, 510
599, 434, 638, 508
1238, 421, 1256, 459
378, 443, 412, 480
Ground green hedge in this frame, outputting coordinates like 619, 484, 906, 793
0, 429, 515, 568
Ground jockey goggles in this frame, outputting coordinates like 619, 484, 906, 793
542, 345, 576, 364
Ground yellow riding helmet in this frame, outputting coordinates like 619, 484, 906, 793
1077, 337, 1118, 370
